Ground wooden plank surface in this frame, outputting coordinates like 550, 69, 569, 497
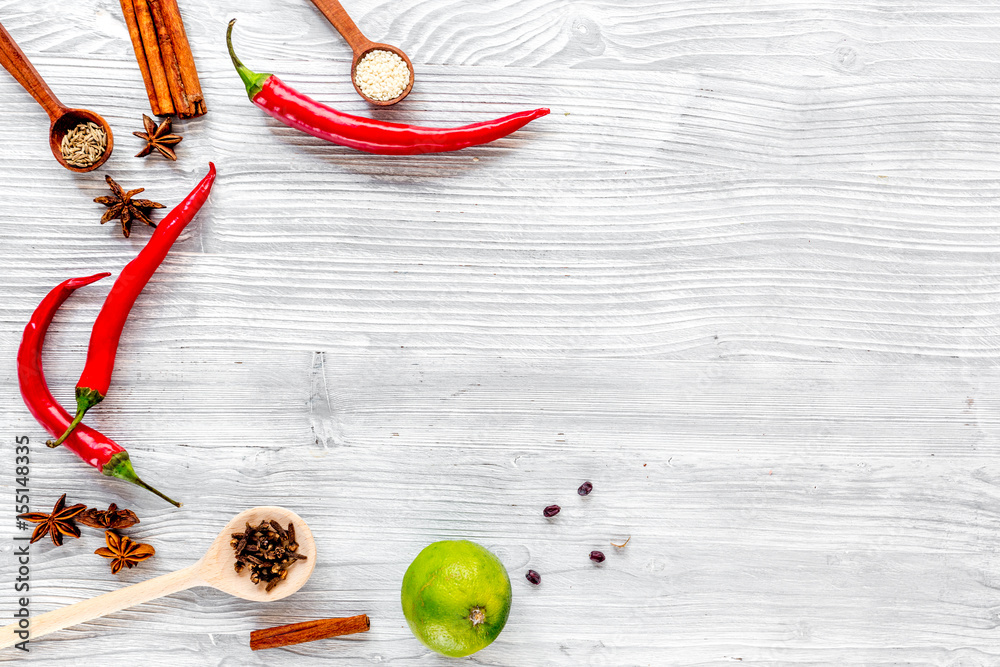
0, 0, 999, 664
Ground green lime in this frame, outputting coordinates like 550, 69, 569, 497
400, 539, 512, 657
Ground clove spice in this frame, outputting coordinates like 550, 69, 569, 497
231, 519, 307, 592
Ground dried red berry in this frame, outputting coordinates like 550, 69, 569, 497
577, 481, 593, 496
525, 569, 541, 585
543, 505, 560, 518
590, 550, 605, 563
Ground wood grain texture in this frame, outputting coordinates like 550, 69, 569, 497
0, 0, 999, 664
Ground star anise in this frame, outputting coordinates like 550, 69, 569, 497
17, 494, 86, 546
95, 175, 165, 238
77, 503, 140, 530
95, 530, 155, 574
133, 114, 182, 161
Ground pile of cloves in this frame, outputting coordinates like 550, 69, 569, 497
231, 519, 308, 592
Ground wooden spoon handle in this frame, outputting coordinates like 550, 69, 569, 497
0, 21, 65, 121
308, 0, 374, 55
0, 565, 200, 649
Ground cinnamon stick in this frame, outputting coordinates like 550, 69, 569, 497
147, 0, 189, 116
132, 0, 174, 115
250, 615, 370, 651
119, 0, 159, 115
158, 0, 206, 116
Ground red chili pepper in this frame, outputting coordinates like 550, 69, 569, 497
18, 274, 181, 506
48, 163, 217, 447
226, 20, 548, 155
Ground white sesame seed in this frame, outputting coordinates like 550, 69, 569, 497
354, 49, 410, 102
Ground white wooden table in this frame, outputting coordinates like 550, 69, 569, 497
1, 0, 999, 664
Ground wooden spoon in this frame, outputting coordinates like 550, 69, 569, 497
308, 0, 414, 106
0, 506, 316, 649
0, 20, 114, 172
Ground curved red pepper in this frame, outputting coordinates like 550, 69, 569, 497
18, 275, 181, 506
227, 20, 549, 155
49, 163, 217, 447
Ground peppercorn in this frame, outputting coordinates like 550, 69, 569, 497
543, 505, 560, 518
525, 570, 541, 585
590, 550, 605, 563
577, 481, 593, 496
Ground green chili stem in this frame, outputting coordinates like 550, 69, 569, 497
105, 453, 182, 507
46, 409, 85, 447
47, 387, 103, 447
227, 19, 272, 100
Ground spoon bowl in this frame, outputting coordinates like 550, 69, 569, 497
49, 108, 115, 172
0, 506, 316, 649
0, 21, 114, 172
199, 506, 317, 601
350, 42, 414, 107
309, 0, 414, 106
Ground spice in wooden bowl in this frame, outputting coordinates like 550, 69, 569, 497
231, 519, 308, 592
353, 49, 410, 102
60, 121, 108, 169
